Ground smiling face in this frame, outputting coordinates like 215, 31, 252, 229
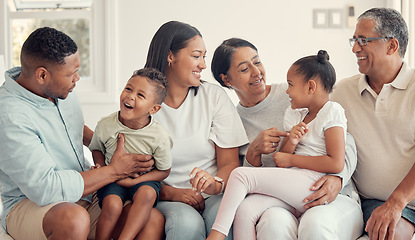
119, 75, 161, 129
286, 65, 310, 109
222, 46, 266, 106
167, 35, 207, 88
43, 52, 81, 101
352, 19, 391, 77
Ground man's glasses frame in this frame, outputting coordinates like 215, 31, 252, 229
349, 37, 393, 47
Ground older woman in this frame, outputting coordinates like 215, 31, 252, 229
211, 38, 363, 239
145, 22, 248, 240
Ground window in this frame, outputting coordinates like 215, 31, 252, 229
10, 11, 91, 78
2, 0, 118, 103
13, 0, 92, 10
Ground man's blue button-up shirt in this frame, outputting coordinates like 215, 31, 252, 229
0, 67, 91, 231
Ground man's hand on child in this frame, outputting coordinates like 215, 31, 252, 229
111, 133, 154, 178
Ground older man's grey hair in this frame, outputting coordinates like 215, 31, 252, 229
358, 8, 408, 58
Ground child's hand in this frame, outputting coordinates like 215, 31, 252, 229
91, 164, 101, 170
272, 152, 293, 168
116, 176, 140, 188
288, 122, 309, 145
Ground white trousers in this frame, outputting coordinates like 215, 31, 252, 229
212, 167, 323, 236
235, 193, 363, 240
212, 166, 363, 239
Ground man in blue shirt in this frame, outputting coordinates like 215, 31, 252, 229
0, 27, 163, 239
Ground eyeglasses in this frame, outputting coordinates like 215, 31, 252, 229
349, 37, 393, 47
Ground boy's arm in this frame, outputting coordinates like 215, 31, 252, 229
83, 125, 94, 147
92, 150, 106, 167
117, 168, 170, 188
135, 168, 170, 182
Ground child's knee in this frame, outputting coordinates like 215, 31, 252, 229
102, 195, 123, 215
133, 185, 157, 203
230, 167, 254, 183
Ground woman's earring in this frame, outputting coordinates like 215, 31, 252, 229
168, 62, 171, 67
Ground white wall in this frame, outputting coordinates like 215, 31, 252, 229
81, 0, 387, 128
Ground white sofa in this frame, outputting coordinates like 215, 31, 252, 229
0, 222, 414, 239
0, 228, 13, 240
358, 234, 415, 240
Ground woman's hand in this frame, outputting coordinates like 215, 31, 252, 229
303, 175, 342, 209
189, 167, 220, 195
160, 185, 205, 211
246, 128, 289, 166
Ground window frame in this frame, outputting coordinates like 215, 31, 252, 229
2, 0, 118, 103
12, 0, 93, 10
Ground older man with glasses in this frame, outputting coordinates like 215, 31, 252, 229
332, 7, 415, 240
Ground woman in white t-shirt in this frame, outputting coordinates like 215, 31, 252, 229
144, 21, 248, 240
208, 38, 363, 240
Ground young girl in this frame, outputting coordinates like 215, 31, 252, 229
207, 50, 347, 240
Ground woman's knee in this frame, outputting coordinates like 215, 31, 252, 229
157, 201, 205, 239
298, 207, 331, 239
256, 207, 298, 240
168, 205, 204, 230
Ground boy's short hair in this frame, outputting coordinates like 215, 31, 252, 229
132, 68, 167, 104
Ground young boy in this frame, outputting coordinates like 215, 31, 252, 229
89, 68, 172, 240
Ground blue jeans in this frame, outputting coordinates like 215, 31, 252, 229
156, 194, 233, 240
362, 198, 415, 226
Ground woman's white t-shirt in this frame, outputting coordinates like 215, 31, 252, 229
154, 82, 248, 189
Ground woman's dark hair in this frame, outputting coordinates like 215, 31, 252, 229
145, 21, 202, 76
292, 50, 336, 93
132, 68, 167, 104
144, 21, 202, 95
211, 38, 258, 89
